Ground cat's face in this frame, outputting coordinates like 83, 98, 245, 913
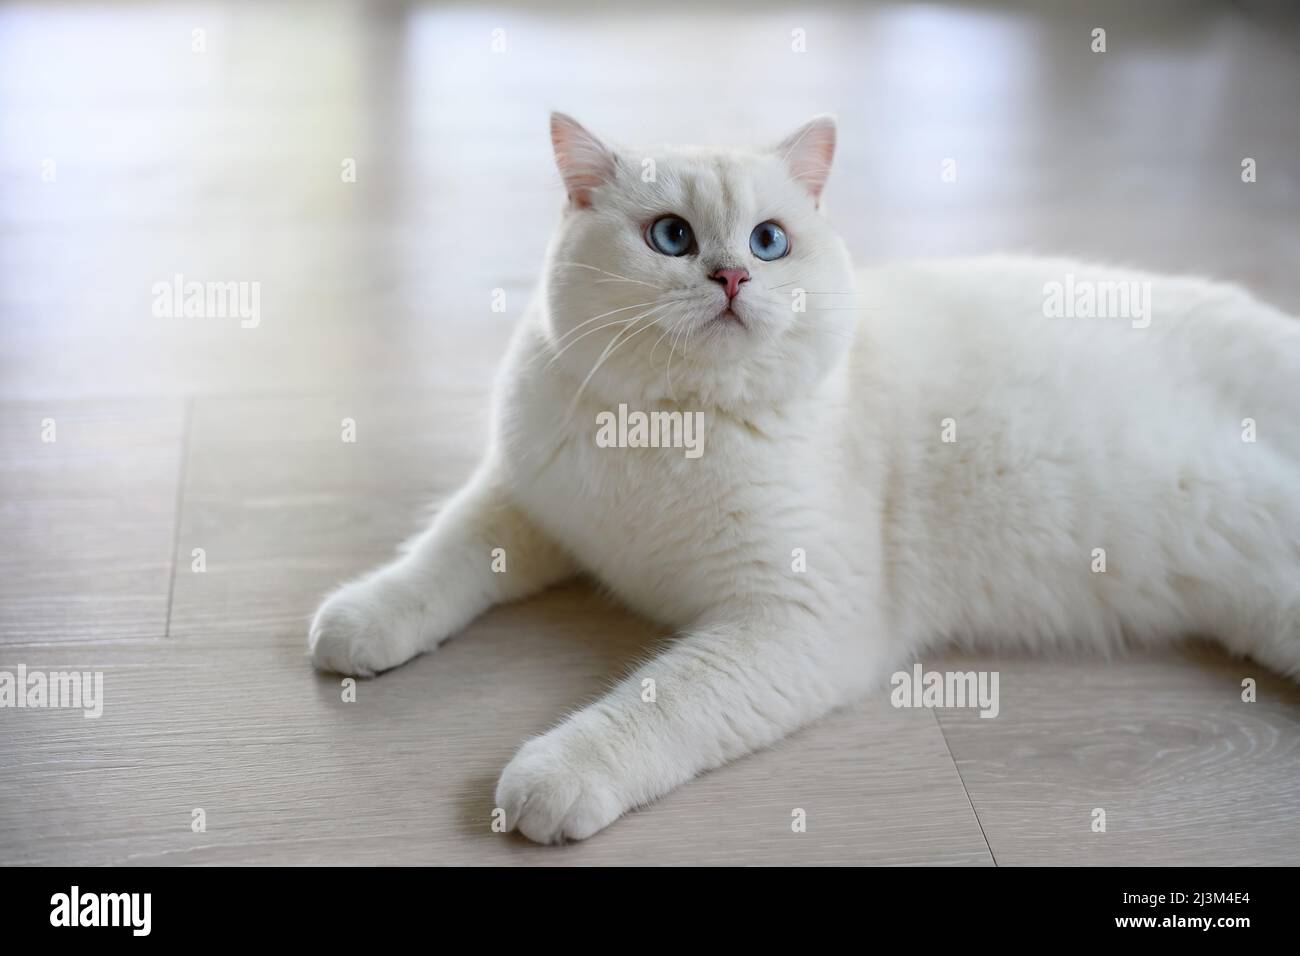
543, 114, 855, 410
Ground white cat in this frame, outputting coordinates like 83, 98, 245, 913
309, 113, 1300, 844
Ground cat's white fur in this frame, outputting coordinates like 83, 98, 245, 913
309, 113, 1300, 843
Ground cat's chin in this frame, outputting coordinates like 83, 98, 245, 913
709, 307, 746, 328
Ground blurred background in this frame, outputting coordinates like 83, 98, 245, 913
2, 0, 1298, 865
2, 0, 1297, 401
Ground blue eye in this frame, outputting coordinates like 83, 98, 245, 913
749, 221, 789, 261
647, 216, 694, 256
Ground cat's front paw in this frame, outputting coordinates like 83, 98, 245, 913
308, 574, 428, 677
495, 728, 627, 844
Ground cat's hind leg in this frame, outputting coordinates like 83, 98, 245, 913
309, 468, 575, 676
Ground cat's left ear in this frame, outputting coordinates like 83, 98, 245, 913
551, 112, 618, 209
775, 115, 837, 204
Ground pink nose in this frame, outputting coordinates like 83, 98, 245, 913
710, 268, 750, 300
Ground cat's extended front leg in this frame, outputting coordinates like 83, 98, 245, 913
309, 469, 574, 676
496, 604, 866, 843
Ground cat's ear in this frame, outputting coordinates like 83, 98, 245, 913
775, 115, 837, 203
550, 112, 617, 209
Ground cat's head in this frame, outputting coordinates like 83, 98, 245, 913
542, 113, 855, 411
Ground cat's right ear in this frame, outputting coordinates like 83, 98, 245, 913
550, 112, 617, 209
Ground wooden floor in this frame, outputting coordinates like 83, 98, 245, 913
2, 0, 1298, 865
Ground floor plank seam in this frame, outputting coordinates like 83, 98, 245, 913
162, 396, 194, 640
931, 711, 998, 866
0, 638, 174, 651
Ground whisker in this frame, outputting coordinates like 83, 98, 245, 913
678, 316, 703, 401
564, 315, 660, 424
649, 312, 684, 367
553, 261, 663, 290
767, 284, 861, 295
547, 317, 640, 368
547, 302, 671, 369
549, 300, 657, 352
665, 313, 694, 400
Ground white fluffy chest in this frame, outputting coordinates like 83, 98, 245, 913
502, 389, 838, 628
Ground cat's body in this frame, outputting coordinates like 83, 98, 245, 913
506, 255, 1300, 668
310, 115, 1300, 843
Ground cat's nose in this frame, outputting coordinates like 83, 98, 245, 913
709, 268, 750, 300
